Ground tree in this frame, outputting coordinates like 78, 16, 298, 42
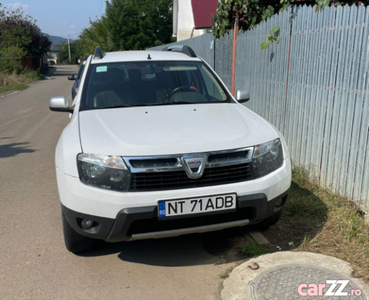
78, 18, 111, 56
56, 42, 78, 64
0, 4, 51, 72
0, 4, 51, 57
75, 0, 173, 56
104, 0, 173, 51
212, 0, 363, 38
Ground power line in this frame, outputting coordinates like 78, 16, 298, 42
97, 0, 103, 17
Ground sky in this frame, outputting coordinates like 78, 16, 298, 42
2, 1, 107, 39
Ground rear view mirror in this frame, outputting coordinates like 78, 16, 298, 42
49, 96, 73, 113
236, 90, 250, 103
68, 75, 76, 81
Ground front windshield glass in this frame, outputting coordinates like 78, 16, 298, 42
80, 61, 232, 110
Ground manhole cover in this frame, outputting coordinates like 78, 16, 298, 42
249, 264, 366, 300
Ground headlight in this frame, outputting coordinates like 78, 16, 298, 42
252, 138, 283, 178
77, 154, 131, 191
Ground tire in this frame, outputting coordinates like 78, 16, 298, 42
257, 210, 282, 230
61, 208, 97, 253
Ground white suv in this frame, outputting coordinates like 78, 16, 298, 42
50, 46, 291, 253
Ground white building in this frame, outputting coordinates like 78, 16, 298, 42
172, 0, 218, 41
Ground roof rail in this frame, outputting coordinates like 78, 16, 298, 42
93, 46, 104, 60
161, 45, 197, 58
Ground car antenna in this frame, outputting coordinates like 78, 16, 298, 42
147, 54, 152, 60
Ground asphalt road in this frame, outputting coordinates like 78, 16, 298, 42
0, 65, 247, 300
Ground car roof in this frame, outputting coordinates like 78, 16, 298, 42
90, 50, 202, 64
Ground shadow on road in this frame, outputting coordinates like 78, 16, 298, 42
77, 181, 329, 267
79, 228, 248, 267
0, 141, 36, 158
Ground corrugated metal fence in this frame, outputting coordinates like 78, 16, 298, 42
283, 5, 369, 206
149, 5, 369, 209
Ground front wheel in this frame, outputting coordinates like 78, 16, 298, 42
61, 208, 97, 253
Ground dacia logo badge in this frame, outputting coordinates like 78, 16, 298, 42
181, 154, 207, 179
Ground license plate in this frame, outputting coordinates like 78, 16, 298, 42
158, 193, 236, 218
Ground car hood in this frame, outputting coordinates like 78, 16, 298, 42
78, 104, 278, 156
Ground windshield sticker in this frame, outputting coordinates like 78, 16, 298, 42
96, 66, 107, 73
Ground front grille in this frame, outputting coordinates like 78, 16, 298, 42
129, 158, 178, 168
130, 163, 254, 191
208, 150, 249, 164
127, 207, 255, 236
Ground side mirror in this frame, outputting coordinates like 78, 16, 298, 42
236, 90, 250, 103
49, 96, 73, 113
68, 74, 76, 81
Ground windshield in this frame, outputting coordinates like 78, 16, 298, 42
80, 61, 232, 110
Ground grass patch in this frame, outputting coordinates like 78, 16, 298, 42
242, 243, 270, 257
218, 272, 229, 279
261, 166, 369, 283
0, 70, 46, 94
0, 82, 28, 94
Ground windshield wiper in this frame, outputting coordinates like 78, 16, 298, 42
151, 101, 198, 106
101, 102, 201, 109
102, 104, 150, 109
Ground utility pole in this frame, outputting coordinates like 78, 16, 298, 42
105, 0, 111, 49
67, 34, 71, 64
231, 19, 239, 96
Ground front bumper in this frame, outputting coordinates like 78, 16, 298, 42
62, 189, 289, 242
56, 157, 291, 219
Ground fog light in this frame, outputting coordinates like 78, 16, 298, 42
81, 219, 94, 229
274, 198, 284, 208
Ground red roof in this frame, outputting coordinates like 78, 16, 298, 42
191, 0, 218, 29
